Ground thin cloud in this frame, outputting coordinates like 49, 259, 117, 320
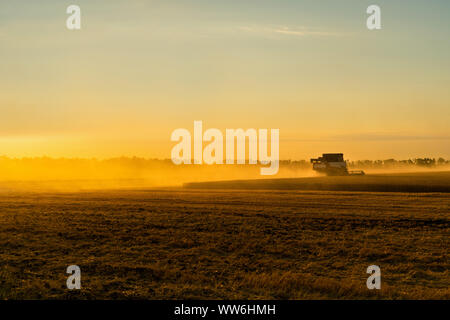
282, 134, 450, 142
238, 25, 345, 38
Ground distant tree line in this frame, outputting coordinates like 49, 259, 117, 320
347, 158, 449, 169
278, 158, 450, 169
0, 156, 448, 173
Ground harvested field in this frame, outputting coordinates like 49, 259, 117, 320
184, 172, 450, 193
0, 174, 449, 299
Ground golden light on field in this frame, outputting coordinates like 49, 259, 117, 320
0, 1, 449, 302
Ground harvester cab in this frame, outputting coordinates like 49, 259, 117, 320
310, 153, 365, 176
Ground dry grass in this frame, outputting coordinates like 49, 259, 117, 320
0, 176, 448, 299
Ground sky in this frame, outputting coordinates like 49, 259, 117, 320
1, 0, 449, 160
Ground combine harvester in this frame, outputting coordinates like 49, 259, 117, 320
310, 153, 365, 176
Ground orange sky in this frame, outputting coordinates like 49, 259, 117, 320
1, 1, 449, 160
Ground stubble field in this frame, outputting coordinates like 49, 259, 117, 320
0, 172, 449, 299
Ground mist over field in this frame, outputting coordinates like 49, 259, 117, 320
0, 156, 449, 191
0, 157, 450, 191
